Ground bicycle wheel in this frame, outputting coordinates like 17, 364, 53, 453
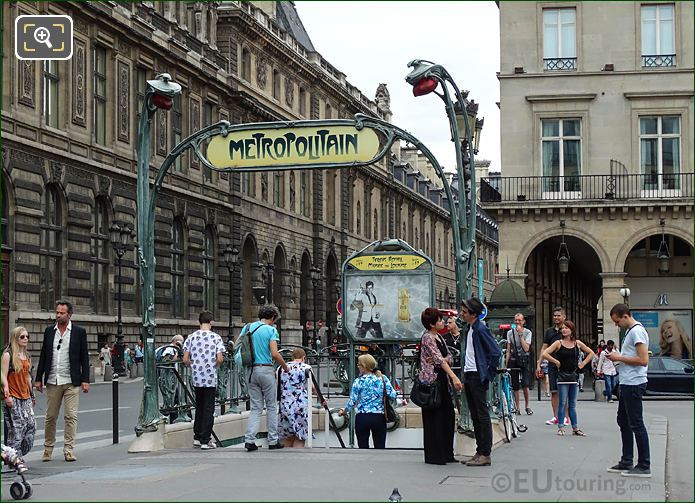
508, 396, 520, 439
499, 392, 512, 443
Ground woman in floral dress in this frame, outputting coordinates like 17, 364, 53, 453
278, 348, 313, 448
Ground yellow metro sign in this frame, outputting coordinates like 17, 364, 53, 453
207, 124, 381, 169
348, 254, 426, 271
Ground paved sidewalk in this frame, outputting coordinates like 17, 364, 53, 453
1, 401, 669, 501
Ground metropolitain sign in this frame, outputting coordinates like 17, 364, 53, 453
206, 124, 382, 169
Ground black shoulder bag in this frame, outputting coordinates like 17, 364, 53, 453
409, 334, 443, 409
382, 377, 397, 422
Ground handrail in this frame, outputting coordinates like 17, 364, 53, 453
480, 172, 693, 203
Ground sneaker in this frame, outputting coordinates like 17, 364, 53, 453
607, 463, 633, 473
545, 417, 558, 425
564, 417, 570, 425
621, 467, 651, 478
608, 399, 615, 403
244, 443, 258, 452
41, 449, 53, 462
268, 443, 284, 450
193, 439, 201, 448
200, 441, 217, 450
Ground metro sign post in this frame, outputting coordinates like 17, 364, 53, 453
135, 65, 480, 436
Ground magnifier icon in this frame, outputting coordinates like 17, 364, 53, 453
34, 27, 52, 49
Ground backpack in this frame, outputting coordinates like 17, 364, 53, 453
237, 323, 262, 368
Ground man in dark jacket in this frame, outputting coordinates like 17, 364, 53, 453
34, 300, 90, 462
460, 298, 501, 467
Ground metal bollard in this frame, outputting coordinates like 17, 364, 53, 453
112, 373, 119, 444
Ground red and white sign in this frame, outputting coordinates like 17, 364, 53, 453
336, 297, 343, 315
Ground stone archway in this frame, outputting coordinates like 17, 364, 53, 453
240, 234, 258, 322
525, 234, 603, 349
325, 252, 339, 335
299, 251, 312, 345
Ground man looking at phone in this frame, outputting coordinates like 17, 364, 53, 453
506, 313, 532, 415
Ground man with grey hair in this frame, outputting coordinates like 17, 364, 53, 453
34, 300, 90, 462
243, 305, 289, 451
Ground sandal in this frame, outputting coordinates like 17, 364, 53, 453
557, 428, 565, 436
525, 407, 533, 415
573, 429, 587, 437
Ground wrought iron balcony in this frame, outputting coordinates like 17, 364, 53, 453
480, 172, 693, 204
642, 54, 676, 68
543, 57, 577, 71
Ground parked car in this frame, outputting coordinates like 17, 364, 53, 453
646, 357, 694, 396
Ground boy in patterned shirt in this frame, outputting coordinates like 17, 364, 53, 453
183, 311, 225, 450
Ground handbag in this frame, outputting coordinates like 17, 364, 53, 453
409, 375, 442, 409
382, 377, 397, 423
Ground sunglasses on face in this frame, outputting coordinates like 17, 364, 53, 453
19, 335, 29, 340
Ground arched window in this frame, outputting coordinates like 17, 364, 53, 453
40, 185, 63, 310
356, 201, 361, 235
92, 198, 110, 314
438, 238, 442, 264
241, 47, 251, 81
373, 209, 379, 240
171, 218, 186, 318
203, 227, 216, 313
299, 88, 306, 116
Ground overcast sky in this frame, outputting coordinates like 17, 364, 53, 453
295, 1, 501, 174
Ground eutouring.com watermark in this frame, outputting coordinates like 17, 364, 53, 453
491, 470, 651, 496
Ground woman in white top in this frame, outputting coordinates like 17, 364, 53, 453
99, 344, 112, 376
596, 340, 619, 402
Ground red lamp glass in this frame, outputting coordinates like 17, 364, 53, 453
151, 93, 173, 110
412, 77, 438, 97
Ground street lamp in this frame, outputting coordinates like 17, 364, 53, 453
223, 246, 239, 344
109, 221, 134, 375
619, 286, 631, 306
557, 220, 570, 275
310, 265, 321, 344
656, 219, 671, 274
406, 59, 484, 435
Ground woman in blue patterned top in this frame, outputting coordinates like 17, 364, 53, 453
339, 354, 396, 449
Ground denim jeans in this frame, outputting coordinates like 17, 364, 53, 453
244, 367, 279, 445
556, 383, 578, 429
603, 374, 617, 399
617, 383, 650, 469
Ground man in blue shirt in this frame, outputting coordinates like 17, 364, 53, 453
606, 303, 651, 478
243, 305, 289, 452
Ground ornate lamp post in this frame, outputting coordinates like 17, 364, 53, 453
223, 246, 239, 344
109, 221, 134, 375
406, 59, 484, 434
310, 265, 321, 344
619, 286, 631, 306
134, 73, 233, 435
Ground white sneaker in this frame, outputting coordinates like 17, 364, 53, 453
564, 417, 570, 425
193, 439, 201, 448
201, 441, 217, 450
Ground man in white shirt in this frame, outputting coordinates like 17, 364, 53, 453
34, 301, 90, 462
606, 303, 651, 478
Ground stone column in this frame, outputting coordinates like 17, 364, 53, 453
599, 272, 628, 341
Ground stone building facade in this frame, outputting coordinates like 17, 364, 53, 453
483, 2, 693, 355
2, 1, 498, 352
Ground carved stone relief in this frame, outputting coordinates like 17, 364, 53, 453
72, 39, 87, 126
18, 60, 35, 108
117, 61, 130, 142
256, 57, 267, 89
98, 175, 111, 197
50, 161, 64, 185
157, 111, 168, 156
285, 77, 294, 107
190, 97, 201, 166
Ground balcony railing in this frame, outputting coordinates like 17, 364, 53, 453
544, 57, 577, 71
480, 173, 693, 203
642, 54, 676, 68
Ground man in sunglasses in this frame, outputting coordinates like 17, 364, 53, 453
34, 300, 90, 462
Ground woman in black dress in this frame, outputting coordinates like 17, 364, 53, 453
419, 308, 463, 464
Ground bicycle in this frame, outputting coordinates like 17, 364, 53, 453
495, 367, 528, 442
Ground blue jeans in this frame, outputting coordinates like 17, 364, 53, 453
557, 383, 578, 429
603, 374, 617, 399
617, 383, 650, 470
